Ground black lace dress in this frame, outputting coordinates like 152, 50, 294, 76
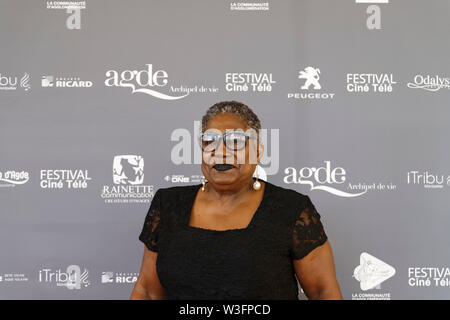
138, 179, 328, 300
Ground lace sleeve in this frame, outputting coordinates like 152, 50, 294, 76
139, 189, 162, 252
290, 195, 328, 260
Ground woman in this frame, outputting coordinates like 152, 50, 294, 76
130, 101, 343, 300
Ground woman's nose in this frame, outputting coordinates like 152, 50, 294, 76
213, 138, 234, 162
212, 138, 226, 156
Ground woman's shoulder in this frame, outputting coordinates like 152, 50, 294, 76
153, 184, 201, 202
265, 180, 311, 209
264, 181, 321, 226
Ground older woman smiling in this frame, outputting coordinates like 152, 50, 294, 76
131, 101, 343, 300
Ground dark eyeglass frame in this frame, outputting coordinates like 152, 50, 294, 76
199, 130, 258, 152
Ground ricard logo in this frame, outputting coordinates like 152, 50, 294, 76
101, 271, 138, 284
41, 75, 93, 88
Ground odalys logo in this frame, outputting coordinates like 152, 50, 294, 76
0, 170, 30, 187
407, 74, 450, 92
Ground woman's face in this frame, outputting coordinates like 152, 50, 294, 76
201, 113, 263, 189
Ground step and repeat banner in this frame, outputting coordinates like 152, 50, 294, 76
0, 0, 449, 300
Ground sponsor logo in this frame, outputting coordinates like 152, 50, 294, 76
346, 73, 396, 93
46, 1, 86, 9
0, 273, 29, 282
105, 64, 218, 100
407, 75, 450, 92
408, 267, 450, 287
407, 170, 450, 189
101, 271, 138, 284
113, 155, 144, 185
38, 265, 90, 289
352, 252, 395, 300
225, 73, 275, 92
356, 0, 389, 30
287, 67, 335, 100
164, 174, 201, 184
41, 76, 93, 88
299, 67, 322, 90
0, 72, 30, 91
101, 155, 154, 203
284, 161, 396, 198
46, 1, 85, 30
164, 166, 267, 185
0, 170, 30, 187
230, 2, 269, 11
39, 170, 91, 189
105, 64, 187, 100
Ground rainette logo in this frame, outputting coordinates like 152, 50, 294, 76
113, 155, 144, 185
101, 155, 153, 204
352, 252, 395, 300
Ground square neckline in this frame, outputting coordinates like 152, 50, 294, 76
185, 178, 270, 233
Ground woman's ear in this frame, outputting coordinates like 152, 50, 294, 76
257, 143, 264, 163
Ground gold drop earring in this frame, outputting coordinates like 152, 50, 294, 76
201, 176, 208, 191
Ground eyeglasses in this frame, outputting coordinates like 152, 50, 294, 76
200, 130, 257, 152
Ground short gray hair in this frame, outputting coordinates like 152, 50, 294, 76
201, 101, 261, 140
